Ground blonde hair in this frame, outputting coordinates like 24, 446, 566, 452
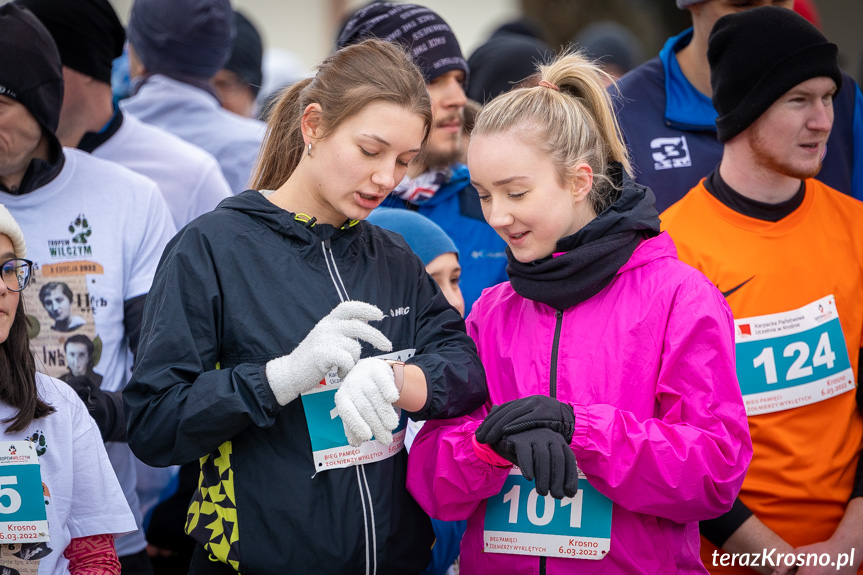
473, 50, 631, 215
251, 39, 432, 191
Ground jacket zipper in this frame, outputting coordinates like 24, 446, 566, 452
541, 309, 565, 575
322, 238, 377, 575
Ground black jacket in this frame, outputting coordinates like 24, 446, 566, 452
124, 191, 487, 574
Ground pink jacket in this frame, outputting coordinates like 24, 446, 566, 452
407, 233, 752, 574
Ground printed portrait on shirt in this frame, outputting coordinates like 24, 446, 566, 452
24, 262, 102, 383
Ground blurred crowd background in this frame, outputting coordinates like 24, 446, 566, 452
96, 0, 862, 91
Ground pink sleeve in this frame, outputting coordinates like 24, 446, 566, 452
64, 534, 121, 575
471, 436, 514, 467
407, 406, 511, 521
571, 281, 753, 523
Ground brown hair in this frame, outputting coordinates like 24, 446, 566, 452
473, 50, 631, 215
0, 297, 54, 433
463, 99, 483, 136
251, 39, 432, 190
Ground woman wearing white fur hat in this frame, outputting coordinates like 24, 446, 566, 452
0, 205, 134, 574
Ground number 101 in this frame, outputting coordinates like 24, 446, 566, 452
502, 483, 584, 528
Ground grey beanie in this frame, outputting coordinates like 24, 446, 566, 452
127, 0, 235, 79
676, 0, 705, 8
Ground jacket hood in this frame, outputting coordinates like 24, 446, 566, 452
556, 163, 661, 253
420, 164, 470, 207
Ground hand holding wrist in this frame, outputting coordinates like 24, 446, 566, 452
334, 358, 401, 447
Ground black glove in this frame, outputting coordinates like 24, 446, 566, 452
66, 376, 126, 442
492, 428, 579, 500
476, 395, 575, 445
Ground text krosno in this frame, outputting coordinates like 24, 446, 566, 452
712, 549, 855, 571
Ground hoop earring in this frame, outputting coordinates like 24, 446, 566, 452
307, 143, 312, 157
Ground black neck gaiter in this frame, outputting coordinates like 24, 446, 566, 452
506, 230, 643, 310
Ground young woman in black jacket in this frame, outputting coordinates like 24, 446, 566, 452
124, 39, 487, 574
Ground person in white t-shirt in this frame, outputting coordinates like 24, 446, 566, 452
122, 0, 266, 195
0, 6, 176, 573
18, 0, 233, 230
0, 204, 136, 574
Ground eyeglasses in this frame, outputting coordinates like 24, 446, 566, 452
1, 259, 33, 292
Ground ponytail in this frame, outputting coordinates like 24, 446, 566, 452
474, 50, 631, 214
251, 78, 312, 191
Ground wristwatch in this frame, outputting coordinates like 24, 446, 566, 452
384, 360, 406, 394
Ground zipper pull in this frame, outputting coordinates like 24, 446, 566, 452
323, 237, 331, 251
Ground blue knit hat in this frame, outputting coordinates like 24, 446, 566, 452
366, 208, 457, 266
127, 0, 235, 79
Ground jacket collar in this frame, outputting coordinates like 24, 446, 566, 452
130, 73, 221, 109
219, 190, 362, 247
617, 231, 677, 276
661, 28, 718, 131
417, 164, 470, 207
0, 133, 65, 195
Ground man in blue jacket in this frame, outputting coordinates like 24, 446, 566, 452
338, 2, 508, 315
614, 0, 863, 213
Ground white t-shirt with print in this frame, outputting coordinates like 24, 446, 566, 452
92, 113, 232, 230
0, 149, 176, 556
0, 373, 136, 574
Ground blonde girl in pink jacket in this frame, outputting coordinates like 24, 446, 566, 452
406, 51, 752, 574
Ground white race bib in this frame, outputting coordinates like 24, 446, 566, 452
0, 441, 49, 543
301, 349, 415, 472
735, 295, 855, 416
483, 468, 612, 560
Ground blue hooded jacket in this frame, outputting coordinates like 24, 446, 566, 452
613, 28, 863, 213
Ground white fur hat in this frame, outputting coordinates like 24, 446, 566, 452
0, 205, 26, 258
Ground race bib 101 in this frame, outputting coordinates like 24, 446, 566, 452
301, 349, 414, 472
735, 295, 855, 416
483, 468, 612, 560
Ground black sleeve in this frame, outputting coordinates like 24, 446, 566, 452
852, 348, 863, 500
123, 228, 282, 467
123, 293, 147, 361
406, 258, 488, 421
699, 497, 754, 548
66, 376, 127, 442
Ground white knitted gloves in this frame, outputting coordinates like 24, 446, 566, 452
265, 302, 392, 406
335, 357, 401, 447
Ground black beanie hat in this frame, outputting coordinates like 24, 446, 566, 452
708, 6, 842, 143
15, 0, 124, 85
127, 0, 235, 79
336, 2, 468, 85
0, 4, 63, 134
224, 11, 263, 96
467, 32, 552, 104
